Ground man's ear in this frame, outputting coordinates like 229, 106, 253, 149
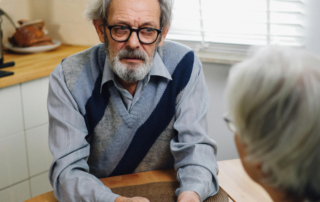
93, 19, 105, 43
158, 26, 169, 47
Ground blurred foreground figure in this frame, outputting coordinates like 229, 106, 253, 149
224, 46, 320, 202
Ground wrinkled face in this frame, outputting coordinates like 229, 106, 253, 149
94, 0, 168, 83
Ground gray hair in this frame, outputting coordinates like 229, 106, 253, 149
225, 46, 320, 201
84, 0, 173, 28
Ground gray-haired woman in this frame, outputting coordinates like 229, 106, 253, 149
224, 46, 320, 202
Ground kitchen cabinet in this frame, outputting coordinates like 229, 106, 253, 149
0, 45, 89, 201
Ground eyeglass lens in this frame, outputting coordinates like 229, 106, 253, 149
111, 26, 158, 44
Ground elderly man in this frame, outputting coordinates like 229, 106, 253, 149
48, 0, 218, 201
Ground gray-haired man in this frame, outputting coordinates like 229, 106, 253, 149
48, 0, 219, 201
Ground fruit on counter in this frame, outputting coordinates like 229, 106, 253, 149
8, 19, 54, 47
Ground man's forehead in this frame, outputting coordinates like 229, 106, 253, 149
108, 0, 161, 26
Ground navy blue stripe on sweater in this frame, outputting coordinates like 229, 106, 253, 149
110, 51, 194, 176
84, 74, 111, 134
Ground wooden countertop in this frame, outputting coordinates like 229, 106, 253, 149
0, 45, 90, 88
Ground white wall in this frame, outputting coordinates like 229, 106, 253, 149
0, 0, 30, 44
203, 62, 238, 161
305, 0, 320, 56
0, 0, 99, 46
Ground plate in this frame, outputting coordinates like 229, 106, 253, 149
4, 39, 61, 53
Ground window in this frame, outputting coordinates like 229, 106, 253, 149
167, 0, 306, 53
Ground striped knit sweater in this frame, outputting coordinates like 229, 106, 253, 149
48, 41, 219, 202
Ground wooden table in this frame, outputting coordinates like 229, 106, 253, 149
0, 45, 89, 88
25, 159, 272, 202
25, 169, 177, 202
218, 159, 272, 202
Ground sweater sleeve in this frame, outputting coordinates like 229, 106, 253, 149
171, 55, 219, 202
48, 64, 120, 202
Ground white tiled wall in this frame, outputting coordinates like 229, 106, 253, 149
26, 124, 52, 177
21, 77, 49, 129
0, 84, 24, 139
0, 181, 30, 202
0, 77, 53, 200
0, 84, 28, 191
0, 132, 28, 190
30, 172, 52, 198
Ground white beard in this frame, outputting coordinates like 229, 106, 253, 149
109, 48, 153, 83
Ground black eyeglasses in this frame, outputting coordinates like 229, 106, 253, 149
223, 113, 237, 133
103, 19, 162, 45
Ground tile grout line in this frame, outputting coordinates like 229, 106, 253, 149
19, 83, 33, 198
0, 170, 50, 192
29, 170, 51, 179
25, 122, 49, 131
0, 179, 29, 193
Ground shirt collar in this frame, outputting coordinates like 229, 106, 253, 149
148, 52, 172, 80
100, 51, 172, 92
101, 56, 114, 90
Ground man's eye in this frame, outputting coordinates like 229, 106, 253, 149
145, 28, 153, 32
119, 26, 128, 31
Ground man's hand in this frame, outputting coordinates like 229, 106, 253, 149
177, 191, 201, 202
115, 196, 150, 202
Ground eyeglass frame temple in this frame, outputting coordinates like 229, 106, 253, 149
223, 114, 237, 133
102, 19, 162, 44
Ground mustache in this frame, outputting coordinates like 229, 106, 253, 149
117, 49, 147, 61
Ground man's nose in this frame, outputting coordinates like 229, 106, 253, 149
126, 31, 140, 49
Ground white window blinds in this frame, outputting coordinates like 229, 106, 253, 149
167, 0, 306, 51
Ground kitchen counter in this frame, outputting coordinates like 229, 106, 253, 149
0, 45, 90, 88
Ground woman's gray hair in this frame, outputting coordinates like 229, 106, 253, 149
225, 46, 320, 201
84, 0, 173, 28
